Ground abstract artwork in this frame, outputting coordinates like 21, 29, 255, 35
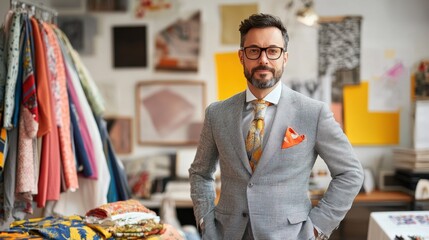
154, 11, 200, 72
134, 0, 179, 18
318, 16, 362, 103
136, 81, 206, 145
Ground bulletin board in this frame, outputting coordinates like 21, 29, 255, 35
343, 82, 400, 145
215, 52, 246, 100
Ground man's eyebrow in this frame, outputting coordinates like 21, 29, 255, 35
243, 44, 282, 48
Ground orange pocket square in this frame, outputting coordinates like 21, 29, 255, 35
281, 127, 305, 149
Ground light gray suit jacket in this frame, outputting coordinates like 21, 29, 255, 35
189, 84, 364, 240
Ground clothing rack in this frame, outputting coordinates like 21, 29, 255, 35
10, 0, 58, 23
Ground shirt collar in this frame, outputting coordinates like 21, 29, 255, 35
246, 82, 282, 105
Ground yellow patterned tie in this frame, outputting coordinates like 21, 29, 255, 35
246, 99, 269, 172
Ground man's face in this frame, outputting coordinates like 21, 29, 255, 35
239, 27, 288, 89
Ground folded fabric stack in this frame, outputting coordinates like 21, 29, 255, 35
84, 199, 165, 239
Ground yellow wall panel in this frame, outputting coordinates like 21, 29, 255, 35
215, 52, 247, 100
343, 82, 399, 145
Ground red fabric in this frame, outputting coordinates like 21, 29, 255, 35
45, 24, 78, 191
33, 20, 61, 207
30, 18, 51, 137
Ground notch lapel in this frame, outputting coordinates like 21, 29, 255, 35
221, 93, 253, 174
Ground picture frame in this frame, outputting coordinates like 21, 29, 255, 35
154, 11, 201, 72
104, 116, 133, 154
113, 25, 147, 68
87, 0, 127, 12
48, 0, 86, 14
136, 80, 206, 146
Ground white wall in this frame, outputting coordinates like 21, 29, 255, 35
1, 0, 429, 181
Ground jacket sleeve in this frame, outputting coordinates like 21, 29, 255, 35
309, 103, 364, 236
188, 103, 219, 230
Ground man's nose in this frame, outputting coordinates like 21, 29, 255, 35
258, 50, 269, 64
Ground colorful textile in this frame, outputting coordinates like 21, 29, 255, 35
44, 22, 78, 191
0, 25, 7, 107
0, 231, 43, 239
16, 14, 37, 200
111, 219, 164, 236
3, 12, 21, 129
30, 17, 51, 137
0, 127, 7, 171
86, 199, 154, 219
95, 116, 131, 203
0, 26, 7, 174
10, 215, 103, 240
34, 21, 61, 208
52, 25, 110, 216
65, 66, 96, 179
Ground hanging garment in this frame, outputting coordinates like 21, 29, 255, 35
4, 11, 32, 219
43, 22, 78, 191
29, 17, 55, 209
30, 18, 51, 137
0, 11, 13, 230
16, 14, 38, 214
34, 20, 62, 208
68, 95, 93, 178
53, 27, 110, 216
3, 12, 21, 129
59, 32, 96, 179
0, 26, 8, 174
95, 116, 131, 202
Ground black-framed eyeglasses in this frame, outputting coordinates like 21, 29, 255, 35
241, 47, 284, 60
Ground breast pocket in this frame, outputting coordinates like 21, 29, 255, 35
282, 138, 309, 160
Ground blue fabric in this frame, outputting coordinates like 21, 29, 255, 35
68, 91, 93, 178
11, 15, 26, 128
95, 116, 130, 202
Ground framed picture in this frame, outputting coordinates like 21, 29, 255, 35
105, 116, 133, 154
87, 0, 127, 12
136, 80, 206, 146
48, 0, 86, 14
154, 11, 201, 72
113, 25, 147, 68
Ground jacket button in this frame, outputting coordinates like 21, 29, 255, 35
242, 212, 248, 217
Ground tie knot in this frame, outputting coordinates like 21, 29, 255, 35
252, 99, 269, 120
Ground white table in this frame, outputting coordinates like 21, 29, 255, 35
367, 211, 429, 240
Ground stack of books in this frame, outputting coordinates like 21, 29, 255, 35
393, 147, 429, 172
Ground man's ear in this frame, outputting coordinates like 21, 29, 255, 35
238, 50, 244, 64
283, 52, 288, 67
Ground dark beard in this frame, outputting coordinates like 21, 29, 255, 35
244, 65, 282, 89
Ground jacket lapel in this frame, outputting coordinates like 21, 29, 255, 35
221, 92, 253, 174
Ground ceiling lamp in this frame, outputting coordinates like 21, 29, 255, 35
296, 0, 319, 26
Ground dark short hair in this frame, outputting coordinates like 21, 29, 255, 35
239, 13, 289, 51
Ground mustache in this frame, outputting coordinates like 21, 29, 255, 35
251, 66, 275, 74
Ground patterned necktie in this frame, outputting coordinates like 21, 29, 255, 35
246, 99, 269, 172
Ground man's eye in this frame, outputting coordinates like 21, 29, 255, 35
268, 49, 279, 54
